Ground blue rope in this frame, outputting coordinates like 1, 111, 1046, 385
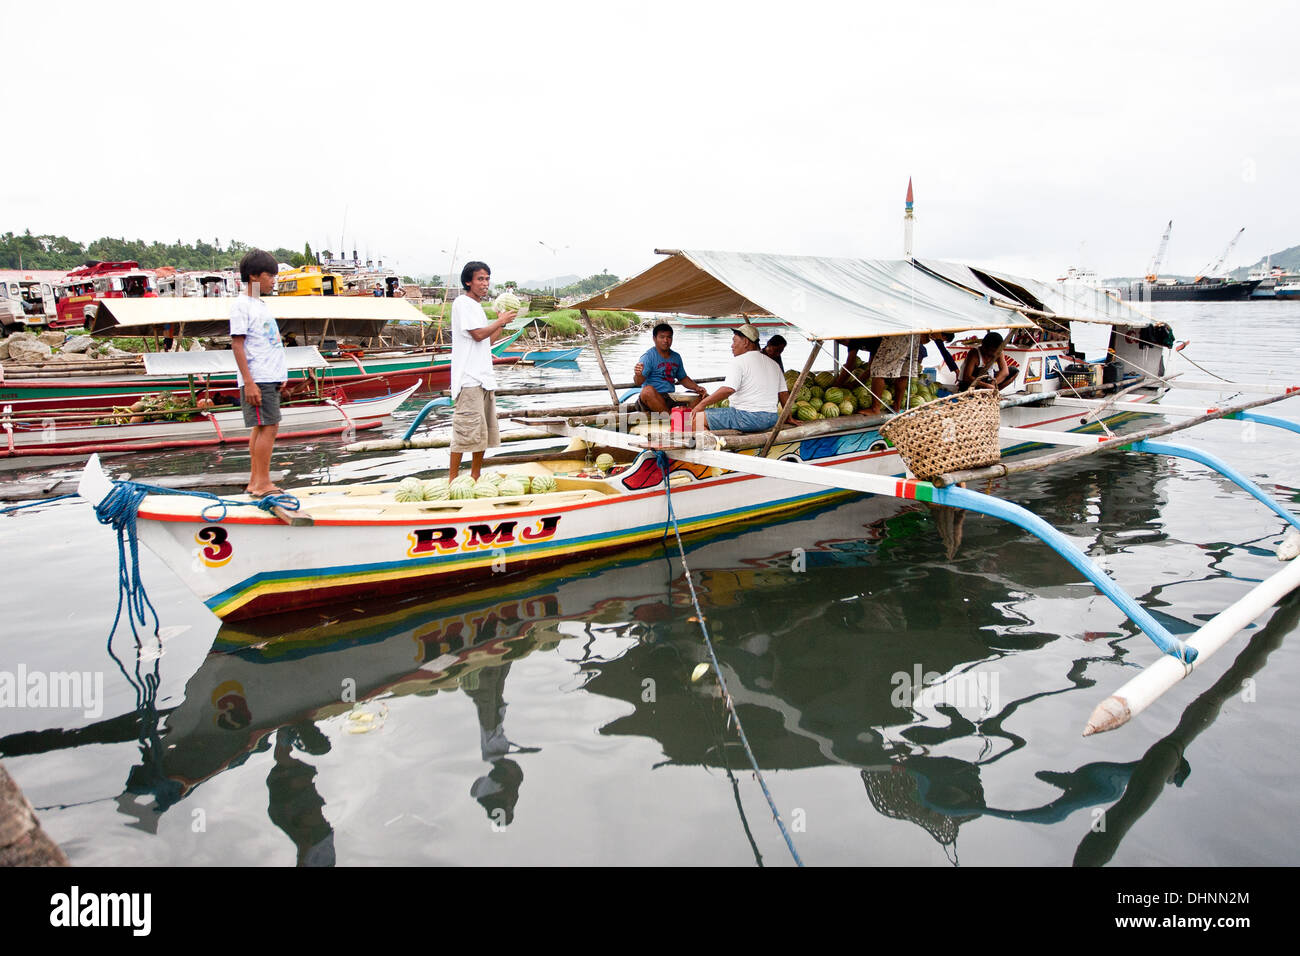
93, 481, 166, 646
1, 493, 80, 515
91, 479, 300, 645
653, 451, 805, 867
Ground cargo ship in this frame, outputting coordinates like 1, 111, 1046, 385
1123, 277, 1260, 301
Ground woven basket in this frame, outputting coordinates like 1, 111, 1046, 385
878, 390, 1001, 480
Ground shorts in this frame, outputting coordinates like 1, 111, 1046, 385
635, 392, 695, 413
703, 408, 779, 433
868, 335, 920, 379
241, 382, 283, 427
451, 385, 500, 453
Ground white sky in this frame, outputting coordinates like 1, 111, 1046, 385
8, 1, 1299, 284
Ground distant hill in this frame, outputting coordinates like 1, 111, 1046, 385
1232, 244, 1300, 278
518, 273, 580, 292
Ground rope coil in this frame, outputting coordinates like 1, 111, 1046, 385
91, 479, 299, 644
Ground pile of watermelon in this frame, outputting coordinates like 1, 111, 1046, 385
784, 368, 941, 421
394, 471, 560, 502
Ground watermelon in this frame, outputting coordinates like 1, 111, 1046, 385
474, 480, 499, 498
839, 399, 855, 416
795, 387, 811, 404
449, 482, 474, 500
808, 386, 823, 403
814, 371, 835, 389
498, 478, 527, 497
422, 477, 450, 501
531, 473, 557, 493
394, 486, 424, 503
821, 402, 840, 418
824, 387, 846, 405
794, 403, 819, 422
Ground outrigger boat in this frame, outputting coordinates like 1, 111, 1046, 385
7, 347, 419, 457
0, 297, 522, 409
78, 249, 1300, 736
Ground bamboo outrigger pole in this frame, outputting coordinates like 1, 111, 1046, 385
933, 388, 1300, 486
1084, 554, 1300, 735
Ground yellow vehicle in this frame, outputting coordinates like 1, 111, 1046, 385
274, 265, 346, 296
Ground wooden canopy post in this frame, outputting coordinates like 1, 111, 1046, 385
759, 341, 822, 458
580, 309, 620, 406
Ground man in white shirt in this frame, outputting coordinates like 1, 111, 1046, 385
449, 261, 517, 480
690, 323, 789, 433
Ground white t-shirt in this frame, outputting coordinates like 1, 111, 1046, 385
228, 295, 287, 386
724, 349, 785, 413
451, 294, 496, 398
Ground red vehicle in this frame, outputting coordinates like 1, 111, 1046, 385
51, 261, 157, 330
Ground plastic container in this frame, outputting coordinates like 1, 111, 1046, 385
670, 406, 687, 432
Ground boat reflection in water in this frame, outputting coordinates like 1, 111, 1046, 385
7, 449, 1282, 864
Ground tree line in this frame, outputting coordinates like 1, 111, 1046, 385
515, 271, 620, 297
0, 230, 317, 271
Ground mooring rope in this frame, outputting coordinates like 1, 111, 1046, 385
653, 451, 804, 867
91, 479, 300, 645
0, 493, 80, 514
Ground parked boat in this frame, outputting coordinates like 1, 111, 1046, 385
0, 297, 523, 408
1123, 277, 1260, 301
6, 348, 418, 457
503, 345, 584, 366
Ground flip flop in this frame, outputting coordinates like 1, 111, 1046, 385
245, 486, 286, 497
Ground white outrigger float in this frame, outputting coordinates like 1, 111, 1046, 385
78, 249, 1300, 736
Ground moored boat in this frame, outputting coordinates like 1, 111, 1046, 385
5, 347, 419, 457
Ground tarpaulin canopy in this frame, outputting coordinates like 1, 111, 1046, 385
571, 250, 1035, 341
141, 346, 329, 376
916, 259, 1153, 327
86, 296, 428, 339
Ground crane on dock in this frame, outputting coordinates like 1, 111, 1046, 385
1145, 220, 1173, 282
1194, 227, 1245, 282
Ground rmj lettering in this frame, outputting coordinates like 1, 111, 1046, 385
0, 665, 103, 719
49, 886, 151, 936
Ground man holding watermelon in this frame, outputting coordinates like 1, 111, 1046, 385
690, 324, 789, 433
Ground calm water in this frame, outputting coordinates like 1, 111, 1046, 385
3, 301, 1299, 866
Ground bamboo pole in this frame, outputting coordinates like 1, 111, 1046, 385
579, 309, 620, 406
345, 429, 558, 453
934, 389, 1300, 486
1084, 555, 1300, 735
759, 341, 821, 458
491, 376, 724, 399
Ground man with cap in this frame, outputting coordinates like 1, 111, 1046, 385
690, 323, 789, 433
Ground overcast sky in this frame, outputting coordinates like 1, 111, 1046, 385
8, 1, 1299, 284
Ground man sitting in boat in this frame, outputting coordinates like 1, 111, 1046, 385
690, 324, 789, 433
762, 334, 787, 370
633, 323, 707, 413
833, 337, 880, 389
959, 331, 1015, 391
